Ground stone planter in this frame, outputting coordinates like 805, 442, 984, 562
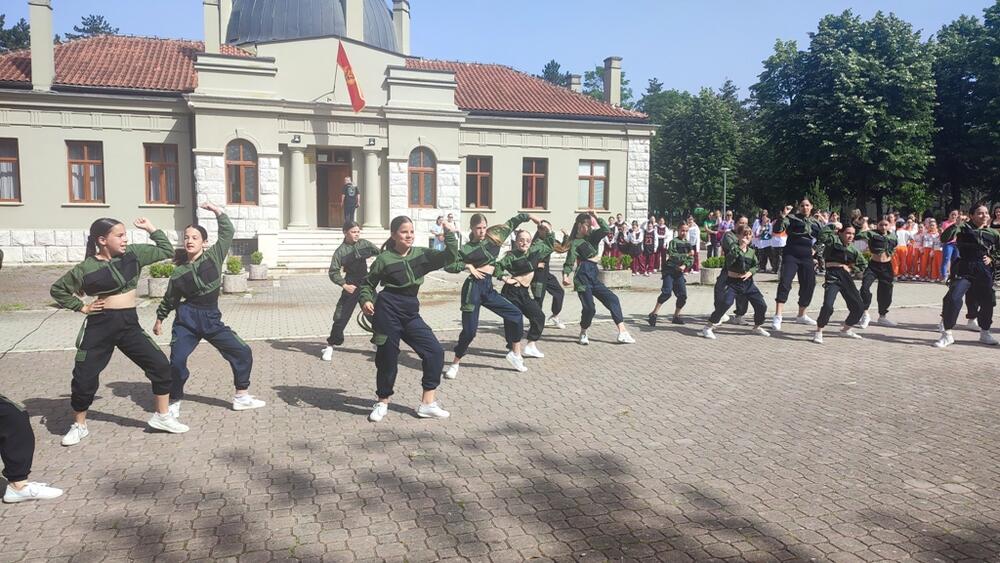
223, 273, 248, 294
598, 268, 631, 289
700, 267, 722, 285
248, 264, 268, 281
147, 277, 170, 298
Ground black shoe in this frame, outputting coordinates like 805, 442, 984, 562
647, 313, 658, 327
671, 316, 685, 325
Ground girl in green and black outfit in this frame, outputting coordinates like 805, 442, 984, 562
856, 218, 898, 328
322, 221, 380, 362
153, 203, 264, 418
51, 217, 188, 446
813, 223, 867, 344
648, 222, 696, 326
360, 216, 459, 423
495, 229, 556, 358
700, 225, 771, 339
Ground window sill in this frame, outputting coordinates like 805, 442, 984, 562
575, 209, 611, 214
463, 208, 495, 213
62, 202, 110, 208
519, 209, 550, 214
139, 204, 184, 208
0, 201, 24, 206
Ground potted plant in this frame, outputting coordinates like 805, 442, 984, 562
223, 256, 248, 293
248, 250, 268, 280
620, 254, 633, 272
700, 255, 725, 285
147, 262, 174, 298
597, 255, 631, 289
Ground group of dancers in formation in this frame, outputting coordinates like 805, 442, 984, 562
2, 198, 997, 503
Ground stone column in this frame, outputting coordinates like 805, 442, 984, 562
287, 147, 309, 229
363, 148, 382, 228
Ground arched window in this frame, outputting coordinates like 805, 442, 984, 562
225, 139, 258, 205
408, 147, 436, 208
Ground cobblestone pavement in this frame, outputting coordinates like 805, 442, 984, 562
1, 275, 999, 562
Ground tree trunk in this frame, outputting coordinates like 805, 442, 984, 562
949, 182, 961, 212
875, 194, 884, 220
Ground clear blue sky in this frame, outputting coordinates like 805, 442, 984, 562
4, 0, 995, 95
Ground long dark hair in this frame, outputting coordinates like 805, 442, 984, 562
86, 218, 124, 258
382, 215, 413, 252
555, 213, 591, 253
173, 224, 209, 265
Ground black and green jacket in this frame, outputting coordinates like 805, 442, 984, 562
662, 238, 695, 275
531, 231, 558, 274
445, 213, 529, 274
817, 228, 867, 274
360, 231, 459, 304
773, 213, 822, 246
563, 218, 610, 292
51, 229, 174, 312
155, 214, 234, 321
941, 221, 1000, 261
496, 238, 555, 280
855, 230, 898, 257
328, 238, 380, 287
722, 235, 758, 276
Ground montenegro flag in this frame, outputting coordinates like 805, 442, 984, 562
337, 41, 366, 113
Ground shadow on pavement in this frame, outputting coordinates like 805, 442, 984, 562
21, 395, 147, 434
272, 384, 418, 418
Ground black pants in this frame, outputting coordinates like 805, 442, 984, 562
817, 268, 865, 328
714, 270, 748, 316
776, 244, 816, 307
372, 290, 443, 399
709, 277, 767, 326
0, 396, 33, 483
71, 308, 171, 412
532, 271, 565, 316
756, 247, 771, 273
575, 261, 624, 330
328, 285, 362, 346
343, 204, 357, 225
966, 292, 979, 320
657, 271, 687, 308
860, 261, 894, 316
769, 246, 783, 273
942, 261, 995, 330
455, 276, 523, 358
169, 303, 253, 402
501, 284, 545, 342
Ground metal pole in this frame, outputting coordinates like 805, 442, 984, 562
722, 169, 728, 217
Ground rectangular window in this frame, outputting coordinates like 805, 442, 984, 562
578, 160, 609, 210
0, 139, 20, 202
465, 156, 492, 209
521, 158, 547, 209
144, 144, 179, 204
67, 141, 104, 203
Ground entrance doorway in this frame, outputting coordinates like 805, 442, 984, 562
316, 149, 353, 228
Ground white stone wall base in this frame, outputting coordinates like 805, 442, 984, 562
626, 138, 650, 222
0, 228, 180, 264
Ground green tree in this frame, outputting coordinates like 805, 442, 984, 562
976, 1, 1000, 202
63, 14, 118, 41
0, 15, 31, 53
538, 59, 571, 88
635, 77, 663, 113
582, 64, 635, 109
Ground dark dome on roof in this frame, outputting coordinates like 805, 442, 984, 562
225, 0, 398, 52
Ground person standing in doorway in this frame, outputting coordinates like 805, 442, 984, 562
341, 175, 361, 225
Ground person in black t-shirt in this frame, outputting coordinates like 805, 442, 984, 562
341, 175, 361, 224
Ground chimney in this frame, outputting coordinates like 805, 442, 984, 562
603, 56, 622, 106
393, 0, 410, 55
344, 0, 364, 42
569, 74, 582, 93
203, 0, 221, 54
28, 0, 55, 91
219, 0, 233, 44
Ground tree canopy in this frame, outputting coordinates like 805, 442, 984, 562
63, 14, 118, 41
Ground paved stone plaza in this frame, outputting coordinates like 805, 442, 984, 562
1, 273, 999, 562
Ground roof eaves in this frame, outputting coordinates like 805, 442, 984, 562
466, 109, 650, 125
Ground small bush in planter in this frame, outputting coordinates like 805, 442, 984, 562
600, 255, 615, 271
250, 251, 264, 266
226, 256, 243, 275
149, 262, 175, 278
620, 255, 633, 270
702, 256, 725, 269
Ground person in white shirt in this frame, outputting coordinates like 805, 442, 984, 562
752, 210, 772, 273
685, 216, 701, 272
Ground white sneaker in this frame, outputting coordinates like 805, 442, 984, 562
752, 326, 770, 337
980, 330, 998, 346
3, 482, 64, 503
700, 326, 716, 340
61, 423, 89, 447
548, 316, 566, 329
321, 346, 334, 361
617, 331, 635, 344
795, 314, 817, 326
771, 316, 782, 331
967, 319, 980, 331
858, 312, 871, 329
368, 402, 388, 422
729, 315, 747, 326
233, 395, 266, 411
167, 400, 181, 419
812, 332, 824, 344
416, 401, 450, 419
147, 412, 189, 434
444, 363, 459, 380
505, 351, 528, 372
841, 328, 863, 340
578, 332, 589, 345
720, 314, 731, 324
934, 330, 955, 348
522, 342, 544, 358
877, 316, 897, 327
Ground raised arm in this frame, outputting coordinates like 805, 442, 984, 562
426, 230, 460, 271
130, 218, 174, 266
205, 204, 234, 265
940, 222, 961, 244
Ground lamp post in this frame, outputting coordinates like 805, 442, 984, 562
721, 167, 730, 217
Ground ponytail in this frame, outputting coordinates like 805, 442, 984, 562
382, 215, 413, 252
85, 218, 123, 258
554, 216, 587, 254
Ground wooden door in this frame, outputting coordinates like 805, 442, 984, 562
326, 164, 351, 228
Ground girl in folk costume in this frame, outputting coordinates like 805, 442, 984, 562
602, 221, 619, 257
655, 217, 671, 268
626, 221, 643, 275
641, 221, 658, 275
